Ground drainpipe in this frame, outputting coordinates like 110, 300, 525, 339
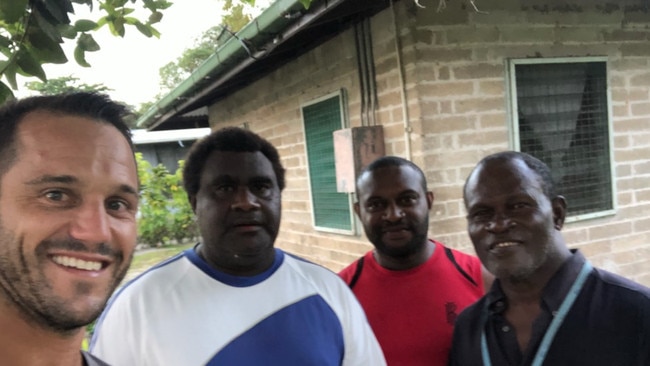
390, 0, 412, 160
364, 18, 378, 126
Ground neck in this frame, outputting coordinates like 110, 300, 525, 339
0, 301, 85, 366
375, 239, 435, 270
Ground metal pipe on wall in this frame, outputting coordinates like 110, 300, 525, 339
390, 0, 413, 160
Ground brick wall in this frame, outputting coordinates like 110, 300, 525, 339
208, 1, 650, 284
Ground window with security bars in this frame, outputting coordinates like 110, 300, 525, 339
512, 59, 613, 217
302, 93, 353, 232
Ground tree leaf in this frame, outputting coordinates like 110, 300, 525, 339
71, 0, 94, 7
2, 61, 19, 90
108, 17, 126, 37
74, 19, 98, 32
74, 45, 91, 67
26, 43, 68, 64
77, 33, 100, 52
135, 22, 153, 37
25, 28, 68, 63
16, 50, 47, 81
111, 0, 130, 8
0, 0, 28, 23
124, 16, 138, 25
32, 8, 64, 42
0, 35, 11, 49
149, 25, 160, 38
148, 11, 163, 24
0, 81, 14, 105
58, 24, 78, 39
34, 0, 70, 24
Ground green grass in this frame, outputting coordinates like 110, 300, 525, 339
125, 242, 195, 280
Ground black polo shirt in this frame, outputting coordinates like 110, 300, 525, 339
449, 250, 650, 366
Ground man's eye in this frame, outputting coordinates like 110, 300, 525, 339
399, 196, 418, 205
366, 202, 384, 212
44, 190, 65, 201
252, 184, 271, 196
107, 200, 128, 211
215, 185, 235, 193
470, 210, 491, 221
513, 202, 529, 210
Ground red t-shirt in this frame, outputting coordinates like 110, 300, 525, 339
339, 240, 484, 366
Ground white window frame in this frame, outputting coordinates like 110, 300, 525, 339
301, 89, 357, 235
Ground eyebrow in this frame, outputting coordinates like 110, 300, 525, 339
26, 175, 77, 186
119, 184, 139, 198
26, 175, 138, 198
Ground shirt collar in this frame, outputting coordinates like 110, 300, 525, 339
486, 249, 586, 314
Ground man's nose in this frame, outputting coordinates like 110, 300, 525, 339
69, 201, 111, 245
486, 213, 515, 233
382, 203, 404, 222
231, 187, 261, 211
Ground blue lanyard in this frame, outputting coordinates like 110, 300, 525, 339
480, 261, 593, 366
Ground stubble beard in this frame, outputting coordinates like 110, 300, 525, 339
0, 218, 130, 336
371, 215, 430, 259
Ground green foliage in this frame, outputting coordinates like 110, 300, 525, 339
157, 0, 252, 93
25, 74, 111, 95
0, 0, 172, 104
136, 153, 198, 247
25, 74, 140, 128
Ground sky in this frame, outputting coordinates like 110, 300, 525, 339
17, 0, 227, 107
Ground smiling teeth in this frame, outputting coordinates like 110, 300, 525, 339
52, 256, 102, 271
495, 242, 517, 248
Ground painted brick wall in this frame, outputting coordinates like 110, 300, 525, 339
207, 1, 650, 284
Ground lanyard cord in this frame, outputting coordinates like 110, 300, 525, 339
480, 261, 593, 366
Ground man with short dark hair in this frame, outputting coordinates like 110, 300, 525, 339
339, 156, 491, 366
0, 92, 139, 366
91, 127, 386, 365
450, 151, 650, 366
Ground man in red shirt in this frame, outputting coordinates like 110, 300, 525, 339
339, 156, 492, 366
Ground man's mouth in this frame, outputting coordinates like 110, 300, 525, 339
383, 225, 409, 233
51, 255, 104, 271
489, 241, 519, 250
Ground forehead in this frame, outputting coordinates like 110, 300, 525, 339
358, 165, 423, 198
466, 158, 543, 203
8, 111, 137, 187
200, 151, 276, 183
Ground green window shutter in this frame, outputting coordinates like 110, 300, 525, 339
303, 95, 352, 231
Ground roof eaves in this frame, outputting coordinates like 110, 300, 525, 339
137, 0, 310, 129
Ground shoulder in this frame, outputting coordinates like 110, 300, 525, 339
433, 241, 483, 275
591, 267, 650, 302
82, 351, 110, 366
284, 252, 348, 287
282, 252, 361, 306
337, 252, 370, 282
436, 241, 481, 266
100, 251, 194, 317
455, 295, 486, 326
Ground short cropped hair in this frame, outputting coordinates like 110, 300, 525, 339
356, 156, 428, 195
0, 92, 134, 179
464, 151, 558, 202
182, 127, 286, 198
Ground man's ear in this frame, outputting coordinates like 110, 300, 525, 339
353, 202, 361, 218
551, 195, 567, 230
426, 191, 434, 209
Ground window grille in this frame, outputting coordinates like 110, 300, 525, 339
513, 60, 613, 217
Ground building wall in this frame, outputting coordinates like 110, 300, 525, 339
208, 1, 650, 284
